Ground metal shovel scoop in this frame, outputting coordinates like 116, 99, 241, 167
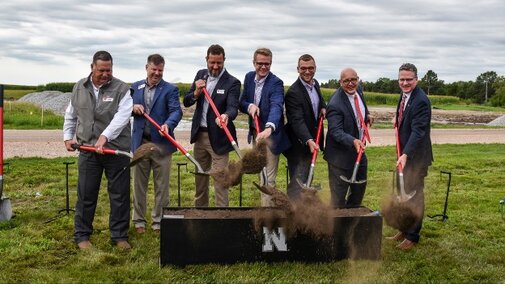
395, 125, 415, 202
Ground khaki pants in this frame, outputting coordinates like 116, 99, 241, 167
260, 147, 280, 207
194, 132, 229, 207
132, 150, 172, 230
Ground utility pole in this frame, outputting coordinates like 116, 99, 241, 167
484, 79, 488, 103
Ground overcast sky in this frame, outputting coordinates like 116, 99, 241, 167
1, 0, 504, 86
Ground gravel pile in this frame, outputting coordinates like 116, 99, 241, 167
18, 91, 71, 116
487, 115, 505, 126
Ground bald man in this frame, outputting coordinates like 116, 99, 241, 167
323, 68, 372, 208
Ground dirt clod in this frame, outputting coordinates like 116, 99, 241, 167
241, 140, 269, 174
381, 195, 418, 232
130, 142, 160, 166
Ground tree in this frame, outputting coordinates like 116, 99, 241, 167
475, 71, 498, 103
419, 70, 443, 95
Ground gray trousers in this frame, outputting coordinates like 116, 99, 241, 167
193, 131, 229, 207
74, 152, 130, 243
132, 150, 172, 230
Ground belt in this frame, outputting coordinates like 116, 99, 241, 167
199, 127, 208, 132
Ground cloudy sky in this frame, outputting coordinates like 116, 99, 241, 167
1, 0, 504, 86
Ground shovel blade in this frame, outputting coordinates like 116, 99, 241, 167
339, 175, 367, 184
0, 198, 13, 221
397, 190, 416, 202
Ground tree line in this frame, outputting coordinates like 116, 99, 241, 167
321, 70, 505, 107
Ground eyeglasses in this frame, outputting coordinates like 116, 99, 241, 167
299, 66, 315, 72
342, 77, 359, 85
398, 78, 416, 83
255, 62, 271, 68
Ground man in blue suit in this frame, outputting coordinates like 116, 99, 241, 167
131, 54, 182, 233
239, 48, 291, 206
324, 68, 372, 208
387, 63, 433, 250
183, 44, 241, 207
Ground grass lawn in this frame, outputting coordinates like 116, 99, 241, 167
1, 144, 504, 283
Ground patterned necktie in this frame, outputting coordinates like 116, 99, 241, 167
353, 94, 365, 131
398, 94, 407, 125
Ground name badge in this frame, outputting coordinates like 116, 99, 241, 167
138, 84, 146, 90
217, 89, 225, 94
103, 97, 114, 102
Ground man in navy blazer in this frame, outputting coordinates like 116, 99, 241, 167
324, 68, 372, 208
387, 63, 433, 250
239, 48, 291, 206
131, 54, 182, 234
183, 44, 241, 207
284, 54, 326, 200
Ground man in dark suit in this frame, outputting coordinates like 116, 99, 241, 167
387, 63, 433, 250
239, 48, 291, 206
183, 44, 241, 207
284, 54, 326, 200
131, 54, 182, 234
324, 68, 372, 208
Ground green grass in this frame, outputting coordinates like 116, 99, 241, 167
3, 102, 64, 129
1, 144, 504, 283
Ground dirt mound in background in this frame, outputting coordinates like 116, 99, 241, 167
370, 107, 503, 124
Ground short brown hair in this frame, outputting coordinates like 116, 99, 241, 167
399, 63, 417, 77
298, 54, 315, 66
147, 54, 165, 65
93, 50, 113, 64
254, 48, 272, 61
207, 44, 225, 59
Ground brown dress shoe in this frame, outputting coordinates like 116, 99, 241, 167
386, 232, 406, 242
77, 240, 92, 250
136, 227, 145, 234
116, 240, 131, 250
397, 239, 416, 250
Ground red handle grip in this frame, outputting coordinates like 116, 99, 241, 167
254, 115, 261, 136
73, 144, 118, 156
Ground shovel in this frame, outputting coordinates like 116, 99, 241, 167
395, 124, 415, 202
142, 113, 208, 175
201, 86, 242, 159
303, 114, 324, 188
0, 84, 13, 222
253, 115, 269, 185
340, 122, 371, 184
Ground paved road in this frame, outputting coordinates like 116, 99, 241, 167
3, 128, 505, 159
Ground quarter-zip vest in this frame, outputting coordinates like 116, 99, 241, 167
71, 76, 131, 151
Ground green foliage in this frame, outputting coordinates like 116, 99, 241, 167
36, 82, 75, 93
1, 145, 505, 282
3, 102, 63, 129
490, 86, 505, 107
175, 82, 192, 97
3, 89, 36, 100
3, 84, 37, 90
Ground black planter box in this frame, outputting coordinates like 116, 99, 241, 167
160, 207, 382, 266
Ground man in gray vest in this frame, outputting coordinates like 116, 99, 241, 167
63, 50, 133, 250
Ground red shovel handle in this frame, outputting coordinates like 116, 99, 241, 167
143, 113, 188, 155
310, 114, 324, 163
394, 125, 403, 172
201, 87, 236, 144
254, 115, 261, 136
72, 144, 120, 156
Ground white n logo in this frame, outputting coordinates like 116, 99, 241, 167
262, 227, 288, 252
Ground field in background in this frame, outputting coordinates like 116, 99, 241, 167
0, 144, 504, 283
